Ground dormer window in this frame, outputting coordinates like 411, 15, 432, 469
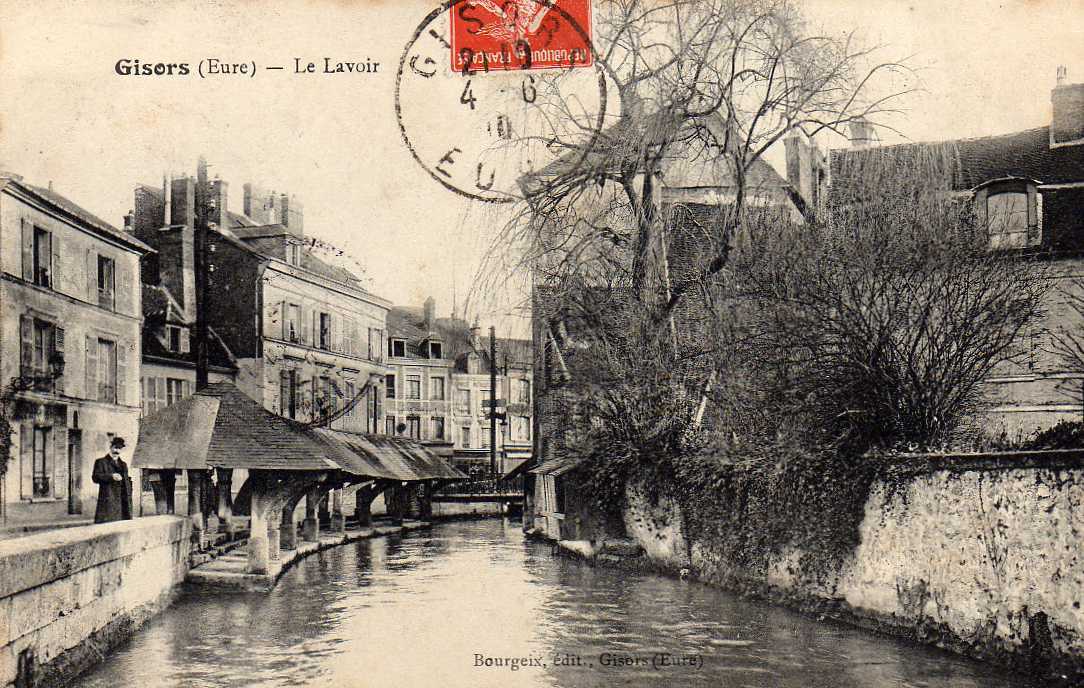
286, 242, 302, 267
166, 325, 182, 353
977, 179, 1042, 250
429, 341, 442, 359
388, 338, 406, 358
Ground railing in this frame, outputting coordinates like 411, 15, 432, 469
438, 476, 525, 496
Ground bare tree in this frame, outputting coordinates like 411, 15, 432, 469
482, 0, 911, 318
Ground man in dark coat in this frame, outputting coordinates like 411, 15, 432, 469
93, 436, 133, 523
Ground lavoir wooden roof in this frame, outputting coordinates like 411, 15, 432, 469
133, 383, 465, 481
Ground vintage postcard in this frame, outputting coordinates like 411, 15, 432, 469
0, 0, 1081, 686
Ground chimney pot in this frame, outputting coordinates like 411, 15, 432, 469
1057, 65, 1068, 85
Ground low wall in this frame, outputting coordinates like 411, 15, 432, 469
431, 501, 504, 518
622, 451, 1084, 681
0, 516, 191, 687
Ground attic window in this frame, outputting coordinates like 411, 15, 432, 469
429, 341, 442, 359
981, 179, 1041, 250
166, 325, 182, 353
286, 242, 302, 266
389, 338, 406, 358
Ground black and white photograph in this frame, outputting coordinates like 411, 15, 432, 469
0, 0, 1081, 685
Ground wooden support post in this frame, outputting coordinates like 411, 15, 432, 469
216, 468, 235, 537
267, 516, 280, 561
355, 485, 374, 527
247, 485, 270, 575
303, 488, 320, 542
280, 506, 298, 550
331, 488, 346, 534
186, 469, 206, 544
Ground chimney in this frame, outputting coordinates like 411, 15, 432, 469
469, 321, 481, 350
280, 193, 304, 237
210, 178, 228, 229
424, 297, 436, 332
170, 176, 195, 227
123, 211, 133, 230
1051, 66, 1084, 146
784, 132, 825, 220
848, 117, 876, 148
163, 173, 172, 226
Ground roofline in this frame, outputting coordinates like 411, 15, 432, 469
265, 256, 392, 309
3, 179, 153, 254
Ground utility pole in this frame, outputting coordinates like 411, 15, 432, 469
489, 325, 497, 478
194, 156, 210, 390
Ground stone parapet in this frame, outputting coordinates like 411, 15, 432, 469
0, 515, 191, 687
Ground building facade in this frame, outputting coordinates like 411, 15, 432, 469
789, 69, 1084, 435
131, 164, 390, 434
1, 174, 149, 524
386, 298, 533, 476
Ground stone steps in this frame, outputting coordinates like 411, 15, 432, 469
185, 520, 430, 592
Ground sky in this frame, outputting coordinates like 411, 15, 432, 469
1, 0, 1082, 338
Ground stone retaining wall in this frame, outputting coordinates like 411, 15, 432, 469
0, 516, 191, 687
621, 451, 1084, 681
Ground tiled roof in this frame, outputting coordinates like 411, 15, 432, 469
386, 305, 533, 366
830, 126, 1084, 191
530, 110, 789, 192
133, 383, 338, 471
310, 429, 466, 481
1, 175, 151, 253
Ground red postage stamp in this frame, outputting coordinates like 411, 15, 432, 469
449, 0, 593, 73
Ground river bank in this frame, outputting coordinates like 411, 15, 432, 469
538, 449, 1084, 686
72, 518, 1038, 688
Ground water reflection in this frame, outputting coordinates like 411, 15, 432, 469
75, 519, 1038, 688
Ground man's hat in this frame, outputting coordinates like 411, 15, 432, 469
110, 436, 126, 449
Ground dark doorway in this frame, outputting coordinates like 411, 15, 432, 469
67, 429, 82, 514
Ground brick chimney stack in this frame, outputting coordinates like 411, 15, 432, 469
1051, 66, 1084, 147
848, 117, 876, 148
424, 296, 436, 332
784, 132, 826, 220
280, 193, 304, 237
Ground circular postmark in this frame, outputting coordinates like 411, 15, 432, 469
395, 0, 608, 203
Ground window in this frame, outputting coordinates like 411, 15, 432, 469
406, 415, 421, 439
406, 374, 421, 400
33, 227, 52, 288
286, 304, 301, 342
32, 426, 51, 497
319, 312, 332, 350
432, 416, 445, 440
166, 378, 186, 406
460, 425, 472, 448
287, 243, 302, 266
386, 374, 396, 399
97, 339, 117, 403
143, 377, 158, 416
280, 369, 297, 418
987, 191, 1029, 249
386, 415, 396, 435
31, 319, 56, 375
365, 388, 377, 433
429, 341, 442, 359
345, 381, 356, 416
481, 425, 491, 449
516, 379, 530, 404
455, 388, 471, 414
368, 328, 375, 360
97, 255, 115, 310
389, 338, 406, 358
480, 388, 492, 414
430, 376, 445, 400
166, 325, 182, 353
512, 416, 530, 441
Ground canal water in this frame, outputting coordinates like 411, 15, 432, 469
75, 519, 1038, 688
